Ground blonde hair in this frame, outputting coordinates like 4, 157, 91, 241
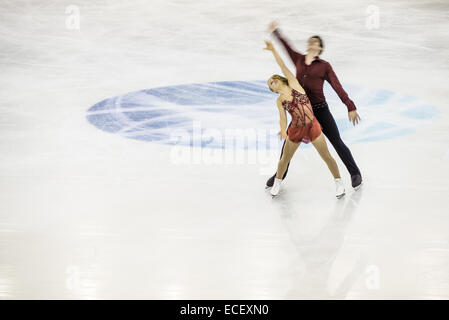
269, 74, 289, 92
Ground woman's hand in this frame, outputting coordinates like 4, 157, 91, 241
278, 130, 288, 140
263, 40, 275, 52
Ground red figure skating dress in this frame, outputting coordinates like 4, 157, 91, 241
281, 88, 322, 144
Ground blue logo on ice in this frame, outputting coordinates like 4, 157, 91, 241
86, 80, 438, 149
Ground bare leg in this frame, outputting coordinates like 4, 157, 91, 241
311, 132, 341, 179
276, 138, 301, 179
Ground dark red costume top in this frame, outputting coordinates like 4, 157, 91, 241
272, 28, 357, 112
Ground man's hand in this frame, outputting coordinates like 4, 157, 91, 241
348, 110, 361, 126
278, 130, 288, 140
267, 21, 278, 33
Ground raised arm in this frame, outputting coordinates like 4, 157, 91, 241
324, 62, 357, 112
270, 26, 304, 65
264, 40, 305, 94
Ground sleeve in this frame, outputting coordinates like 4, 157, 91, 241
271, 28, 304, 65
324, 62, 357, 111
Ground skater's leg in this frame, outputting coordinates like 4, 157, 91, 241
311, 132, 340, 179
266, 125, 291, 187
278, 138, 290, 179
314, 106, 361, 176
276, 138, 301, 179
281, 141, 290, 179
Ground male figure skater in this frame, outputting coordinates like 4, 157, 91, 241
266, 21, 363, 190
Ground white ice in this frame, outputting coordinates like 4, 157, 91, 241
0, 0, 449, 299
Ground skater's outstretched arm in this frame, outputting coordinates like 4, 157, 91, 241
267, 22, 303, 65
264, 40, 305, 94
324, 63, 362, 125
277, 99, 288, 140
324, 63, 356, 112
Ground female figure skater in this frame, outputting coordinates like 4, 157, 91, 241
264, 40, 345, 198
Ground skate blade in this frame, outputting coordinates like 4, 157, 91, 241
270, 191, 279, 198
353, 181, 363, 191
336, 192, 345, 199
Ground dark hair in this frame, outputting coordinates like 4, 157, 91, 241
269, 74, 289, 92
309, 35, 324, 55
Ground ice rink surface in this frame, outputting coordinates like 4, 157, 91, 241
1, 0, 449, 299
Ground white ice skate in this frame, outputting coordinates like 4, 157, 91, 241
270, 178, 282, 197
334, 178, 345, 199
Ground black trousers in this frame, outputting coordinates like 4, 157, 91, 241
279, 101, 361, 179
